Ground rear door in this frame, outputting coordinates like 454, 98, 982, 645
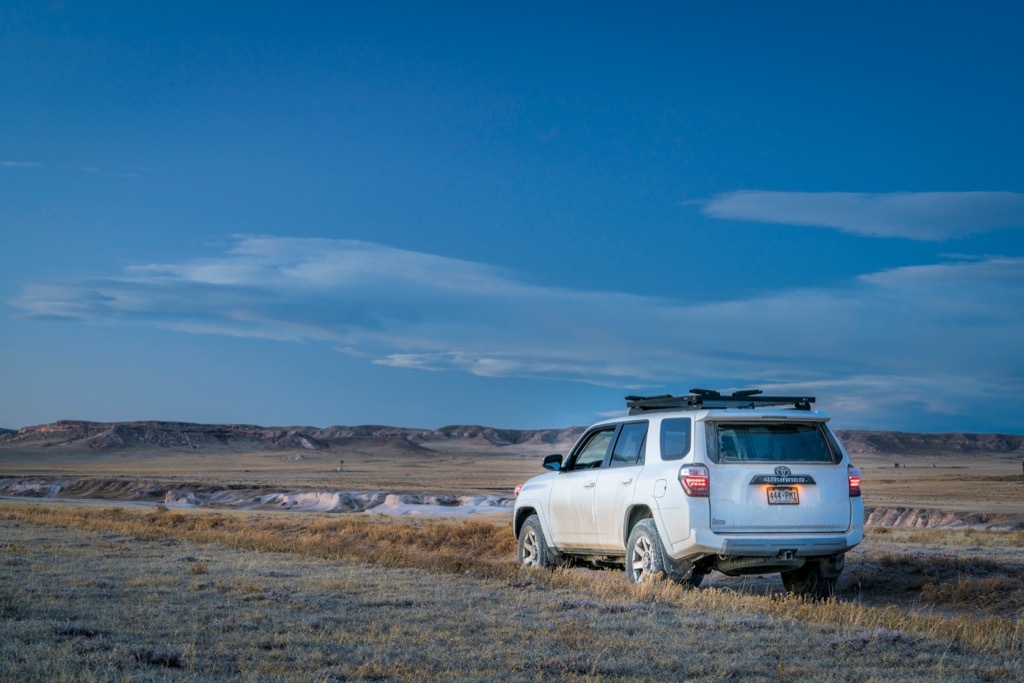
706, 420, 851, 533
593, 421, 647, 550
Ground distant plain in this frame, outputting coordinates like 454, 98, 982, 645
1, 433, 1022, 515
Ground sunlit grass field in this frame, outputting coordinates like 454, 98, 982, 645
2, 439, 1023, 680
2, 501, 1022, 681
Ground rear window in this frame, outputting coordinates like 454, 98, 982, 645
706, 422, 839, 464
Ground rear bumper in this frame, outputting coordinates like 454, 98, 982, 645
669, 525, 863, 560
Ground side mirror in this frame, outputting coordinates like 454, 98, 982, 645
542, 454, 563, 471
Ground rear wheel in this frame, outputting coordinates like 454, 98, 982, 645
781, 562, 837, 599
626, 519, 666, 583
517, 515, 553, 568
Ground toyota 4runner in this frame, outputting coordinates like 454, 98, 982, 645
513, 389, 864, 598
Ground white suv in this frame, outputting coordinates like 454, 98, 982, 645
513, 390, 864, 598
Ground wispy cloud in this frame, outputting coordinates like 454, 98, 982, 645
701, 190, 1024, 240
2, 161, 143, 178
10, 236, 1024, 427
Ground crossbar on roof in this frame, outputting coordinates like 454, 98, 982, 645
625, 389, 815, 414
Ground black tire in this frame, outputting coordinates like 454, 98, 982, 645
517, 515, 553, 568
781, 561, 837, 599
625, 519, 667, 583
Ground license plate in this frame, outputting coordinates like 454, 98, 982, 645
768, 487, 799, 505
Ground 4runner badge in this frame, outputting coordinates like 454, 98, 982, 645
749, 471, 817, 485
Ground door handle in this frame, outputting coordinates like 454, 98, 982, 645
583, 481, 596, 488
621, 478, 633, 485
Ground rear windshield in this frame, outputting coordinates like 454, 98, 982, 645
706, 422, 840, 464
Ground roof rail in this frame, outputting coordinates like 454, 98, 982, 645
625, 388, 815, 414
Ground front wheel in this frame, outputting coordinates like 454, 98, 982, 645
517, 515, 553, 568
625, 519, 667, 583
781, 562, 837, 599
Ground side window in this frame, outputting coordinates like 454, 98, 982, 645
660, 418, 692, 461
567, 428, 615, 470
610, 422, 648, 467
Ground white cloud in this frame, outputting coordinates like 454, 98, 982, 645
751, 374, 1016, 431
701, 190, 1024, 240
1, 161, 147, 178
11, 236, 1024, 429
130, 237, 519, 294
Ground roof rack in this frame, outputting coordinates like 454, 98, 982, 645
625, 388, 815, 414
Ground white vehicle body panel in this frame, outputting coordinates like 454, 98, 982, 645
547, 468, 598, 547
593, 464, 641, 549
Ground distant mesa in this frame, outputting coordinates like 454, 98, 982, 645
834, 430, 1024, 455
0, 420, 587, 453
0, 420, 332, 452
0, 420, 1021, 455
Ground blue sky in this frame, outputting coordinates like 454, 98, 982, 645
2, 2, 1023, 432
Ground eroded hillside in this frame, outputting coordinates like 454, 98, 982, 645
3, 420, 1023, 456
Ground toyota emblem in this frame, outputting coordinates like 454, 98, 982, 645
774, 465, 792, 477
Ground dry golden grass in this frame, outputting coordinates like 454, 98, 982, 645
0, 502, 516, 574
921, 577, 1024, 610
3, 438, 1024, 679
2, 501, 1021, 659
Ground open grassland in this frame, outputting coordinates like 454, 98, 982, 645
2, 444, 1023, 513
2, 502, 1022, 682
2, 440, 1023, 680
0, 444, 544, 496
853, 451, 1024, 515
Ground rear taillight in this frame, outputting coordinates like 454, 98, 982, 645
848, 467, 862, 497
679, 465, 710, 497
513, 484, 523, 498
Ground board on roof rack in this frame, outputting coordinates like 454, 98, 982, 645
625, 389, 815, 414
